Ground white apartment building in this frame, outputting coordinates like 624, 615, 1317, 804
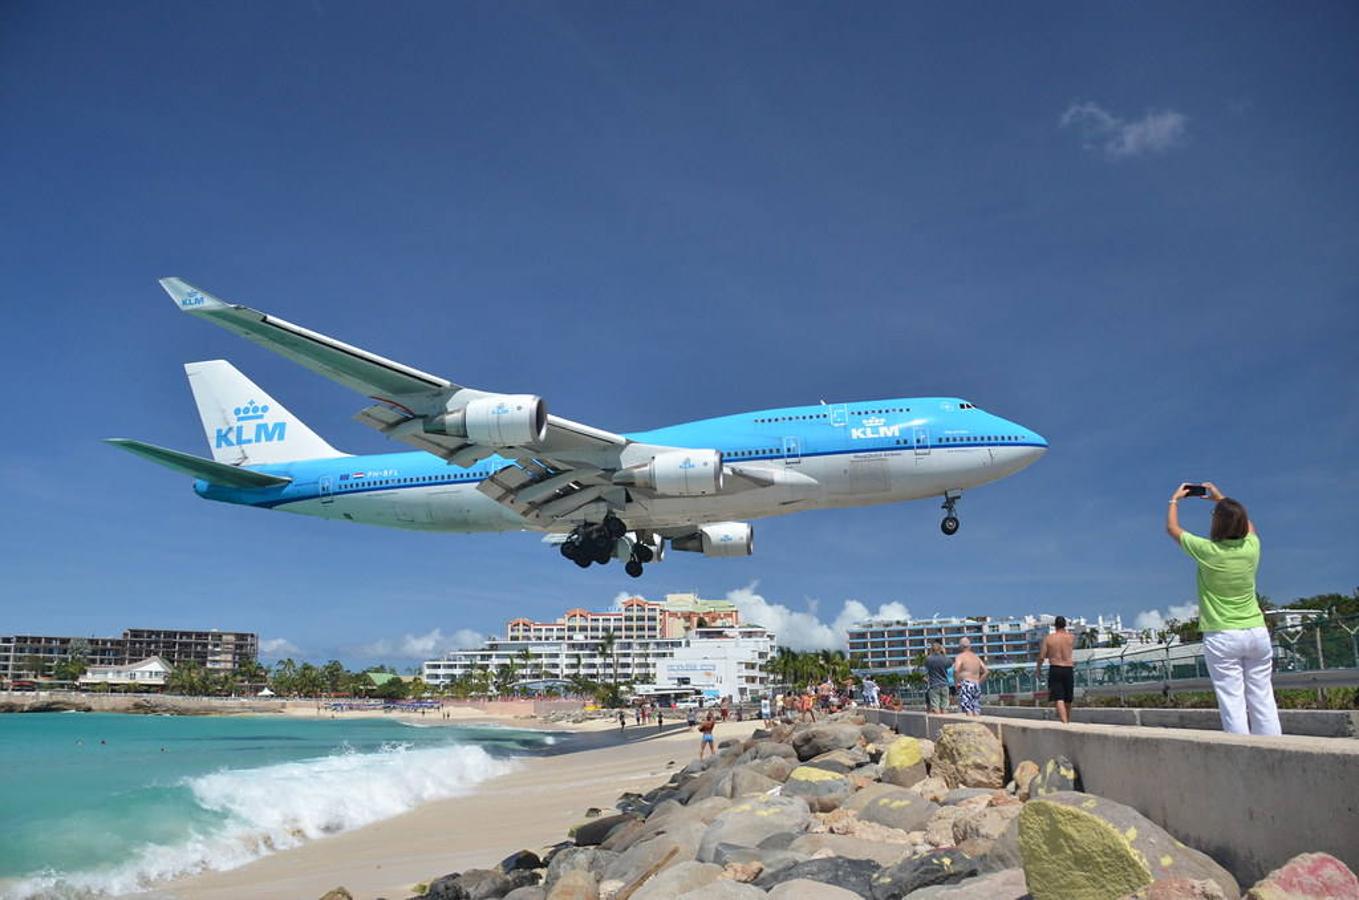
847, 613, 1129, 673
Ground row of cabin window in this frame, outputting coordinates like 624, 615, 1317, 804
752, 406, 911, 424
337, 473, 487, 489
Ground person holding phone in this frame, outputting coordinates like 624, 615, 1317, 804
1166, 482, 1280, 735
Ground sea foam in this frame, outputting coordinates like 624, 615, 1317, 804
6, 741, 513, 899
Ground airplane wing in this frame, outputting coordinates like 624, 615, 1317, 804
161, 278, 635, 522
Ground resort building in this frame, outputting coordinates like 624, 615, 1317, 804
0, 627, 258, 682
846, 613, 1129, 674
423, 593, 773, 701
78, 656, 173, 688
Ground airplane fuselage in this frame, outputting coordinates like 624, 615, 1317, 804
195, 396, 1047, 533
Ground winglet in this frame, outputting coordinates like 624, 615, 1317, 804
159, 277, 232, 313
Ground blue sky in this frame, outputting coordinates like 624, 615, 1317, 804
2, 2, 1355, 665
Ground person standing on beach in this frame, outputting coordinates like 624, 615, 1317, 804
1167, 482, 1281, 735
953, 637, 988, 716
697, 712, 716, 758
924, 641, 951, 714
618, 709, 626, 731
1037, 616, 1075, 723
656, 710, 663, 732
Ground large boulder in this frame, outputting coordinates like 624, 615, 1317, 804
1028, 755, 1080, 798
739, 741, 799, 763
748, 755, 797, 783
842, 782, 939, 832
880, 737, 929, 788
1244, 852, 1359, 899
953, 802, 1022, 844
1011, 760, 1040, 800
860, 723, 895, 745
501, 850, 544, 873
930, 724, 1005, 789
544, 847, 616, 892
767, 879, 867, 899
630, 860, 723, 900
503, 888, 547, 900
910, 775, 951, 803
757, 856, 883, 897
806, 747, 870, 774
904, 867, 1029, 899
545, 869, 597, 900
869, 848, 982, 899
1126, 879, 1229, 899
1019, 792, 1240, 899
677, 881, 767, 899
603, 821, 705, 883
789, 832, 912, 866
450, 868, 514, 899
729, 767, 783, 797
791, 724, 863, 761
781, 765, 855, 812
571, 813, 636, 846
697, 795, 813, 862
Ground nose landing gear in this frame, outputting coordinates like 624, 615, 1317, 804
940, 492, 962, 536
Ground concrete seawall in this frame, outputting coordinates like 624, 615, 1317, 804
867, 709, 1359, 886
980, 704, 1359, 737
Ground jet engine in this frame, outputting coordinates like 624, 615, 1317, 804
670, 522, 754, 557
424, 395, 547, 447
613, 449, 722, 497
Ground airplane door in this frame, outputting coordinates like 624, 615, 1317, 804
319, 475, 334, 504
829, 405, 848, 427
913, 427, 931, 457
783, 436, 802, 465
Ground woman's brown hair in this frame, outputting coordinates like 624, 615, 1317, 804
1211, 498, 1250, 541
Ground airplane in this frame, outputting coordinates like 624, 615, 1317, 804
107, 279, 1049, 577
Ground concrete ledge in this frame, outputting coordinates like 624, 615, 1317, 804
868, 709, 1359, 886
975, 704, 1357, 737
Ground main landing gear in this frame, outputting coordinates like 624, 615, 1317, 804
560, 515, 655, 577
940, 491, 962, 536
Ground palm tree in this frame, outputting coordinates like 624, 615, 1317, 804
599, 630, 619, 691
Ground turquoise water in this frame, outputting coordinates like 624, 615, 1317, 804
0, 713, 551, 899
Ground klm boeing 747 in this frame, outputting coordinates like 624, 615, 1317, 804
108, 279, 1048, 577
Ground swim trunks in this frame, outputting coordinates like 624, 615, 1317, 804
1048, 665, 1074, 703
702, 733, 714, 743
957, 679, 981, 714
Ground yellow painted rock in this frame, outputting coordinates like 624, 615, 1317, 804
931, 723, 1005, 789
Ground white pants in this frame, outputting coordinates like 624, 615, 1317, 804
1203, 627, 1282, 736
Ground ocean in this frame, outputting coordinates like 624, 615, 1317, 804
0, 712, 553, 899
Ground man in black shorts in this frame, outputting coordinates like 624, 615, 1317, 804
1036, 615, 1076, 724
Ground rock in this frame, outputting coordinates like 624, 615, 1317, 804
677, 880, 767, 899
789, 832, 912, 866
1029, 755, 1080, 798
501, 850, 545, 873
1019, 791, 1239, 900
546, 869, 598, 900
842, 782, 939, 832
782, 765, 854, 812
573, 814, 636, 847
911, 775, 951, 803
959, 817, 1022, 874
1011, 760, 1040, 800
869, 848, 982, 899
545, 847, 617, 890
860, 723, 894, 745
722, 859, 765, 882
318, 890, 353, 900
940, 788, 996, 806
598, 818, 648, 852
739, 741, 799, 763
452, 868, 514, 899
748, 756, 797, 783
757, 856, 883, 897
919, 738, 935, 761
603, 821, 705, 883
880, 737, 929, 788
1244, 852, 1359, 900
806, 747, 870, 774
424, 873, 471, 899
696, 795, 813, 862
729, 767, 782, 797
503, 888, 547, 900
930, 724, 1005, 789
758, 832, 803, 851
791, 724, 864, 761
925, 806, 964, 847
766, 878, 867, 899
906, 867, 1029, 899
719, 738, 742, 749
712, 843, 810, 877
952, 803, 1022, 844
1124, 878, 1229, 899
630, 860, 723, 900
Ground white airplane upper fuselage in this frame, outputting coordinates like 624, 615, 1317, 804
196, 397, 1047, 533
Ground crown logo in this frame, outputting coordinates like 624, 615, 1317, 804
491, 402, 510, 415
234, 400, 270, 422
863, 417, 886, 427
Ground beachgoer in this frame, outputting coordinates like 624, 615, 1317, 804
697, 713, 716, 758
1037, 615, 1075, 724
686, 707, 697, 729
618, 710, 626, 731
953, 637, 988, 716
1167, 482, 1280, 735
656, 710, 663, 731
924, 641, 951, 713
760, 696, 772, 725
634, 706, 641, 725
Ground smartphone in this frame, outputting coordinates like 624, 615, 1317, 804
1183, 484, 1208, 497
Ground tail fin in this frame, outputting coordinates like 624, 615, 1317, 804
185, 360, 346, 465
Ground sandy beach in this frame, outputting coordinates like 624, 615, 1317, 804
151, 717, 758, 900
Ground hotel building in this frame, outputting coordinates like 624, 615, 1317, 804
0, 628, 258, 682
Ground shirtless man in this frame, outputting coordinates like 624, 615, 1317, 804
1037, 615, 1076, 724
952, 637, 988, 716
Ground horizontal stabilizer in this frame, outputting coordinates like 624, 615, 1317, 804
105, 439, 292, 489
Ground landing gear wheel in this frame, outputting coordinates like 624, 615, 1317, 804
560, 543, 576, 561
593, 543, 613, 565
624, 560, 644, 578
941, 516, 960, 536
603, 516, 627, 540
939, 492, 962, 536
573, 555, 591, 568
635, 544, 654, 563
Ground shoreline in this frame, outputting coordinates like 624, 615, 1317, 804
148, 718, 739, 900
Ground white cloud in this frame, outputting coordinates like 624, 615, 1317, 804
1133, 602, 1199, 632
259, 637, 301, 657
360, 627, 488, 660
1060, 101, 1188, 159
724, 583, 910, 651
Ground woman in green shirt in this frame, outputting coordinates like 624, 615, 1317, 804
1166, 482, 1281, 736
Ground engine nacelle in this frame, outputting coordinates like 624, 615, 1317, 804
615, 449, 723, 497
424, 395, 547, 447
671, 522, 754, 557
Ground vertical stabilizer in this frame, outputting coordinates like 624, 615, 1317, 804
185, 360, 345, 465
